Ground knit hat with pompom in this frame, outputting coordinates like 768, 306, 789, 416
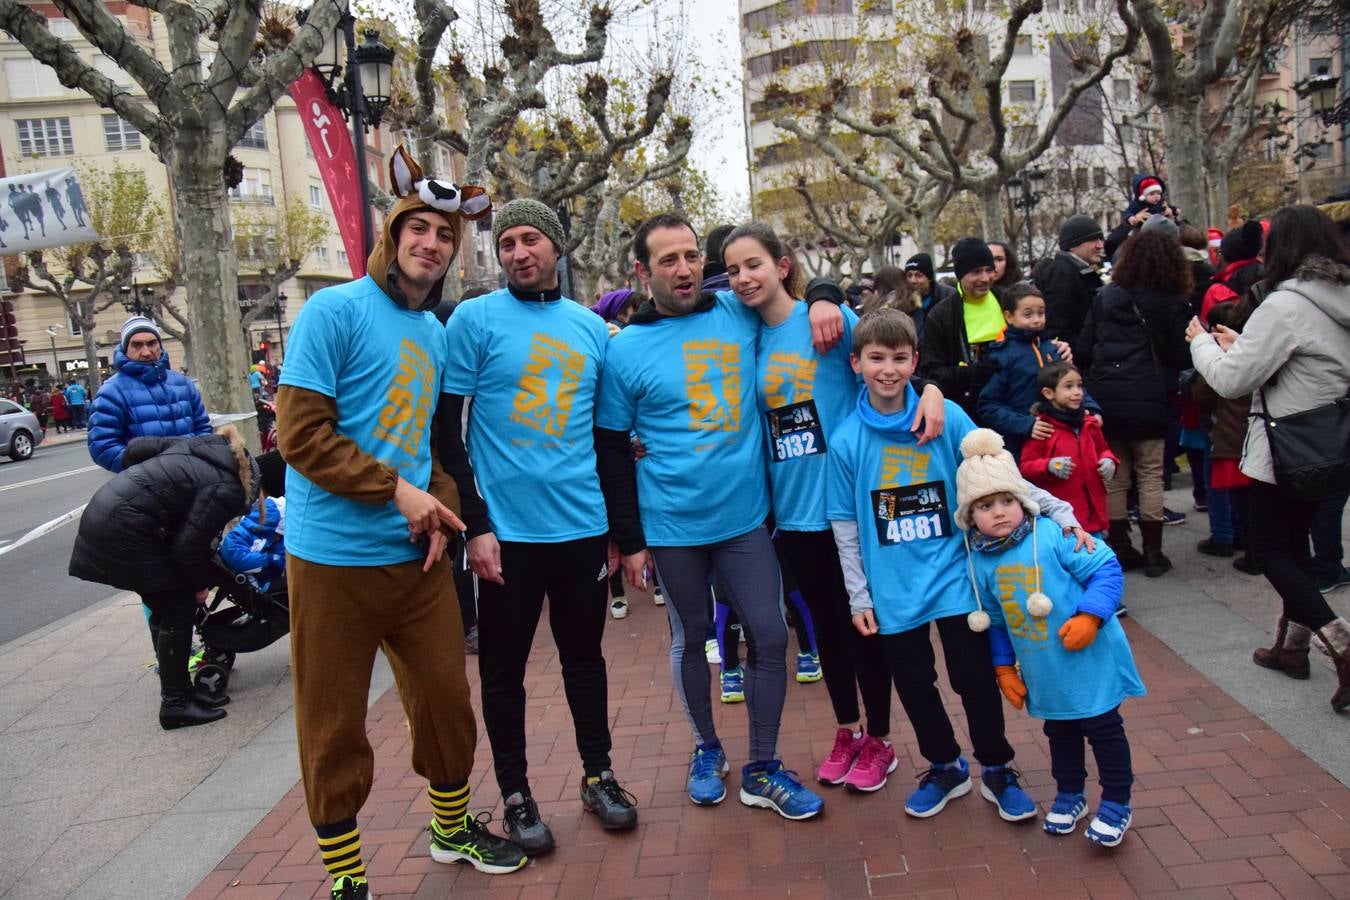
956, 429, 1052, 631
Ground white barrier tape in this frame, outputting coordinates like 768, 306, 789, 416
0, 504, 86, 557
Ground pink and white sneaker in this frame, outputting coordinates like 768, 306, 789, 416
816, 727, 865, 784
844, 736, 898, 793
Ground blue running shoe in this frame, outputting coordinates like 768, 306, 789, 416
795, 651, 822, 683
1043, 792, 1088, 835
687, 745, 728, 805
980, 766, 1037, 822
904, 757, 971, 818
720, 666, 744, 703
1085, 800, 1132, 847
739, 761, 823, 820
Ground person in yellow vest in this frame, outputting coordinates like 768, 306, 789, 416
919, 238, 1007, 418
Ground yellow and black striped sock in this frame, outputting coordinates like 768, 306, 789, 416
315, 819, 365, 883
429, 781, 470, 834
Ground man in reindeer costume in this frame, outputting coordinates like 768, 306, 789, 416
277, 147, 526, 900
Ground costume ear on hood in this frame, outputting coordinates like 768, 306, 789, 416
366, 144, 493, 311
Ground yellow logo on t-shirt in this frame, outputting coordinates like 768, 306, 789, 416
374, 338, 435, 457
684, 339, 741, 433
511, 332, 586, 438
995, 563, 1048, 642
763, 352, 817, 409
878, 445, 930, 488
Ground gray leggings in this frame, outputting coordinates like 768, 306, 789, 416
651, 526, 787, 763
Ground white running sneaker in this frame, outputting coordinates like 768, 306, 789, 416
705, 638, 721, 665
611, 598, 629, 619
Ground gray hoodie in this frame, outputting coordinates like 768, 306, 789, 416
1189, 255, 1350, 484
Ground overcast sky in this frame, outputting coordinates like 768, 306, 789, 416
681, 0, 751, 214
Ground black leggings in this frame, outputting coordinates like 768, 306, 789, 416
1248, 480, 1338, 631
881, 615, 1014, 767
1044, 707, 1133, 805
776, 529, 891, 737
476, 535, 612, 797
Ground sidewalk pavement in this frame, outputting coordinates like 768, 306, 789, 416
1, 483, 1347, 899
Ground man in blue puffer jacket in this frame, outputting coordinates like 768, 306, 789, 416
88, 316, 211, 473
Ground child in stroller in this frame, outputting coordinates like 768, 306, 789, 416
192, 472, 290, 700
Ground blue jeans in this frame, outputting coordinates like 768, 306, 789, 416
1312, 491, 1349, 584
1205, 456, 1234, 544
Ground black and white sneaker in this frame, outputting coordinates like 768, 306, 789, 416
502, 792, 555, 854
429, 812, 528, 873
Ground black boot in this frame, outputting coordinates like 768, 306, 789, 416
156, 625, 227, 730
1140, 520, 1172, 578
1107, 519, 1145, 571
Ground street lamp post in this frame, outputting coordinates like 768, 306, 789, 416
1006, 167, 1047, 267
1296, 72, 1349, 127
307, 14, 394, 259
44, 324, 63, 382
274, 292, 287, 361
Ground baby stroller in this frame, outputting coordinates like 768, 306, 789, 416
191, 556, 289, 699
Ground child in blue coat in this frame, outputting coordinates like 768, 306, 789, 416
955, 428, 1144, 847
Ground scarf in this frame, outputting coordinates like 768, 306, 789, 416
971, 515, 1034, 554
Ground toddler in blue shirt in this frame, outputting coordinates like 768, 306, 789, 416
955, 427, 1145, 847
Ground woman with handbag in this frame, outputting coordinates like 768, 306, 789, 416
1186, 204, 1350, 711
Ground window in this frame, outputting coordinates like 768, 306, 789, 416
337, 250, 349, 267
744, 0, 853, 32
1013, 35, 1033, 57
237, 118, 267, 150
0, 399, 20, 415
1008, 80, 1036, 104
1309, 15, 1331, 33
316, 246, 329, 263
746, 40, 855, 77
5, 59, 63, 98
1113, 78, 1131, 105
229, 167, 273, 202
1311, 58, 1332, 77
16, 118, 73, 157
309, 185, 323, 209
48, 17, 79, 38
67, 312, 81, 335
91, 55, 132, 89
1307, 141, 1333, 161
1093, 166, 1107, 188
103, 114, 141, 151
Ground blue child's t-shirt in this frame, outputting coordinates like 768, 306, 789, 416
826, 391, 980, 633
595, 291, 769, 546
971, 517, 1146, 720
440, 289, 609, 542
757, 302, 860, 532
279, 276, 450, 566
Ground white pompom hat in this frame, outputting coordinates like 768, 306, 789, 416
955, 428, 1052, 631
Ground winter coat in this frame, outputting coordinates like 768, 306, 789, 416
1191, 376, 1250, 461
918, 290, 1000, 418
1200, 259, 1264, 324
1019, 412, 1118, 533
219, 496, 286, 582
1189, 255, 1350, 484
1075, 283, 1192, 441
976, 327, 1102, 457
50, 391, 68, 419
1032, 251, 1104, 346
910, 281, 957, 348
87, 347, 211, 473
68, 430, 257, 594
30, 390, 50, 417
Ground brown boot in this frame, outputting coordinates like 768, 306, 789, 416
1107, 519, 1145, 571
1139, 521, 1172, 578
1253, 617, 1312, 679
1314, 618, 1350, 712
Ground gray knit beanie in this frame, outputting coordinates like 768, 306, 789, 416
120, 315, 161, 351
491, 199, 566, 254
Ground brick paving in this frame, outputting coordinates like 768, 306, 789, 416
190, 589, 1350, 899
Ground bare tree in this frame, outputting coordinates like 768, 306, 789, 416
0, 0, 347, 432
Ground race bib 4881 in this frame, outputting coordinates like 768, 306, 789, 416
872, 480, 951, 545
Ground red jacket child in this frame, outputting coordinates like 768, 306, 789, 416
1019, 407, 1118, 533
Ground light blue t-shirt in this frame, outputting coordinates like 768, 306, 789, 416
757, 302, 859, 531
280, 276, 450, 566
595, 291, 769, 546
826, 391, 978, 633
441, 289, 609, 542
971, 517, 1146, 720
65, 384, 86, 405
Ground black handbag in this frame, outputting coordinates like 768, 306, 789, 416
1257, 386, 1350, 501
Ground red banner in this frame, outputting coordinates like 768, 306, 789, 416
289, 70, 366, 278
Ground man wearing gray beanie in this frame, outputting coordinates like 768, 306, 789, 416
438, 195, 639, 850
1033, 214, 1106, 347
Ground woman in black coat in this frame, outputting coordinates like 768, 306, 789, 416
1076, 230, 1193, 577
70, 427, 283, 729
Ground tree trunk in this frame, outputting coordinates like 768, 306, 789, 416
979, 188, 1007, 243
1204, 166, 1230, 227
78, 315, 102, 392
1159, 93, 1206, 224
166, 140, 258, 446
915, 214, 936, 257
